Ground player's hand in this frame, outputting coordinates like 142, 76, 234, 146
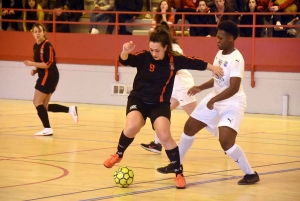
187, 86, 201, 96
206, 99, 214, 110
122, 41, 135, 54
31, 69, 37, 76
24, 60, 33, 66
212, 65, 224, 77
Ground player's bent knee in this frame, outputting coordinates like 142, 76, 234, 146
219, 138, 235, 151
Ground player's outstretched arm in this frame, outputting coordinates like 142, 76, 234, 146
206, 63, 224, 77
188, 79, 214, 96
23, 60, 48, 69
120, 41, 136, 60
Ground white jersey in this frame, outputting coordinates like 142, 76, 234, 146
212, 49, 246, 102
172, 43, 195, 90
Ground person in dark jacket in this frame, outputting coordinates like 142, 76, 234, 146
240, 0, 264, 37
48, 1, 70, 33
105, 0, 143, 34
2, 0, 23, 31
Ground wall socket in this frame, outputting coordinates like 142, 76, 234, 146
112, 84, 132, 95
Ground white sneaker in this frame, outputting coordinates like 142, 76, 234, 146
35, 128, 53, 136
69, 106, 78, 123
91, 28, 99, 34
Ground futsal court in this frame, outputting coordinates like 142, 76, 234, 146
0, 99, 299, 201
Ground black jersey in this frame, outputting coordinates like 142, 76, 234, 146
119, 50, 208, 104
33, 40, 59, 84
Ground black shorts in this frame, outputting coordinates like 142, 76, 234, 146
35, 75, 59, 94
126, 96, 171, 130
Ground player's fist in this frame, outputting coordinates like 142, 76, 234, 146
122, 41, 135, 53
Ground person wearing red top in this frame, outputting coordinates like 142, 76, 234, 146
175, 0, 200, 25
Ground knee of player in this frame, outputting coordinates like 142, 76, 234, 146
124, 125, 141, 136
219, 138, 235, 151
156, 131, 172, 143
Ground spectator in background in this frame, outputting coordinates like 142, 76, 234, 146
47, 1, 70, 33
269, 0, 298, 37
150, 0, 176, 36
61, 0, 85, 22
2, 0, 23, 31
240, 0, 264, 37
174, 0, 200, 26
90, 0, 115, 34
23, 0, 44, 32
105, 0, 143, 35
167, 0, 184, 9
145, 0, 152, 19
189, 0, 215, 36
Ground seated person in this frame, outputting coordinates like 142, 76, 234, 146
23, 0, 44, 32
61, 0, 85, 22
90, 0, 115, 34
240, 0, 264, 37
2, 0, 23, 31
150, 0, 176, 36
269, 0, 298, 37
189, 0, 215, 36
105, 0, 143, 35
174, 0, 200, 25
47, 1, 70, 33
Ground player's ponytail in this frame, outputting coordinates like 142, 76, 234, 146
149, 25, 180, 56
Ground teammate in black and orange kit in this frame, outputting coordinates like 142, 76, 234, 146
103, 24, 224, 189
23, 23, 78, 136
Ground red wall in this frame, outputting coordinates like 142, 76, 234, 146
0, 31, 299, 72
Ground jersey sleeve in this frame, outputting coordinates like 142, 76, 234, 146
175, 55, 208, 71
42, 42, 55, 67
230, 57, 244, 78
119, 50, 146, 68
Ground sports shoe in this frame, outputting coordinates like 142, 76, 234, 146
238, 171, 260, 185
157, 163, 183, 174
287, 28, 297, 36
274, 21, 284, 31
91, 28, 99, 34
69, 106, 78, 123
174, 174, 186, 189
145, 13, 152, 19
103, 154, 122, 168
140, 141, 162, 153
35, 128, 53, 136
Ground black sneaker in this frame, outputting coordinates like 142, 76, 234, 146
140, 141, 162, 153
238, 171, 260, 185
157, 163, 183, 174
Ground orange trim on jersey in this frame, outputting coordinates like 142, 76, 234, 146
46, 46, 53, 67
159, 54, 174, 102
41, 68, 48, 86
133, 50, 146, 56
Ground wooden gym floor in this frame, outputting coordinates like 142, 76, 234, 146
0, 99, 299, 201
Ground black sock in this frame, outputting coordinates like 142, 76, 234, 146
116, 131, 134, 158
165, 146, 183, 176
48, 104, 69, 113
36, 105, 50, 128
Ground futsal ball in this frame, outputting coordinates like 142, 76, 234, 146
113, 166, 134, 188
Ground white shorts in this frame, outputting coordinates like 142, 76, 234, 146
191, 93, 246, 136
171, 70, 196, 106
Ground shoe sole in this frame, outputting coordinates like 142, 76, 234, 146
157, 169, 174, 174
140, 145, 161, 153
103, 163, 113, 168
35, 133, 53, 136
238, 178, 260, 185
176, 186, 186, 189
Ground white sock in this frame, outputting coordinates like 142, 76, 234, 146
154, 133, 161, 144
225, 144, 255, 175
178, 133, 195, 164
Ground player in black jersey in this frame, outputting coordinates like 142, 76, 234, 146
103, 24, 224, 189
23, 23, 78, 136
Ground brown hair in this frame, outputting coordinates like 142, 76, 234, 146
31, 22, 47, 39
150, 25, 181, 56
155, 0, 172, 24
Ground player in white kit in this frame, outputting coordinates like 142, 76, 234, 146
157, 20, 260, 185
140, 33, 197, 154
